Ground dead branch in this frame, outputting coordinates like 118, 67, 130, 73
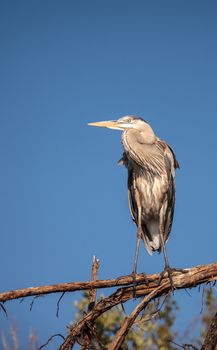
1, 262, 217, 350
88, 255, 100, 311
38, 334, 65, 350
0, 302, 8, 317
201, 311, 217, 350
0, 262, 217, 304
82, 256, 100, 349
59, 263, 217, 350
169, 340, 199, 349
56, 292, 65, 318
108, 283, 169, 350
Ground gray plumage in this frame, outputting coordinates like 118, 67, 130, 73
118, 116, 179, 255
88, 115, 179, 275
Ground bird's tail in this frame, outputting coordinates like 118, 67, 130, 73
141, 220, 161, 255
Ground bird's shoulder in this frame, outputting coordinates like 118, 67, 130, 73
156, 139, 180, 170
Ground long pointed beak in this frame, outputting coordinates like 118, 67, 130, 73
88, 120, 123, 130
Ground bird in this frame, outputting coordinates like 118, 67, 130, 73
88, 115, 179, 284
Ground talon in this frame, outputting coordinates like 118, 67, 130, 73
115, 275, 124, 285
130, 271, 137, 298
129, 271, 149, 298
158, 266, 175, 291
140, 272, 149, 286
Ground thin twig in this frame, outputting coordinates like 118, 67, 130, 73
169, 340, 199, 349
38, 333, 65, 349
56, 292, 65, 318
184, 288, 192, 297
30, 296, 41, 311
168, 339, 186, 348
0, 302, 8, 317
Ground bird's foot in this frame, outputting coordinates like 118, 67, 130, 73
114, 272, 138, 297
115, 271, 149, 298
158, 266, 175, 292
130, 271, 138, 298
114, 272, 138, 286
129, 271, 149, 298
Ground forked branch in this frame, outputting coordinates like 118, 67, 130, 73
1, 262, 217, 350
57, 263, 217, 350
0, 262, 217, 304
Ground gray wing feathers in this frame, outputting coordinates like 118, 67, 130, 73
162, 144, 177, 243
120, 134, 179, 254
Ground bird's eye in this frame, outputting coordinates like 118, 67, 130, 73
126, 118, 132, 123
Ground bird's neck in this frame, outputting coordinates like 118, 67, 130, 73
123, 127, 156, 145
140, 124, 156, 144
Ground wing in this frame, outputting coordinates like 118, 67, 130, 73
122, 135, 179, 249
127, 169, 137, 223
159, 141, 179, 242
118, 151, 137, 222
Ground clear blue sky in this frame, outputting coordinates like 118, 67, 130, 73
0, 0, 217, 348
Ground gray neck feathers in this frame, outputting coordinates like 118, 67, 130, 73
123, 125, 156, 147
121, 128, 164, 176
140, 124, 156, 144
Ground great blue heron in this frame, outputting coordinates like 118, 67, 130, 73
88, 116, 179, 284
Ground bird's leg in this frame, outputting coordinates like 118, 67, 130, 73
132, 203, 142, 278
115, 187, 146, 291
130, 186, 149, 296
158, 213, 174, 290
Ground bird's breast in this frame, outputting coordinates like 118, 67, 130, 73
135, 171, 168, 217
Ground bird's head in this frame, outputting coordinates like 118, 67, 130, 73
88, 115, 148, 131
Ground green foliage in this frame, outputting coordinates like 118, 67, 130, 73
74, 287, 217, 349
2, 287, 217, 349
74, 292, 178, 349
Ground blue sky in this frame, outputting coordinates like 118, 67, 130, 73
0, 0, 217, 348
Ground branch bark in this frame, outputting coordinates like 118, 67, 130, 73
108, 283, 169, 350
88, 255, 100, 312
59, 263, 217, 350
1, 262, 217, 350
83, 256, 100, 349
201, 312, 217, 350
1, 262, 217, 303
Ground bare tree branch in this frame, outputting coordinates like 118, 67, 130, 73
38, 334, 65, 350
82, 256, 100, 349
30, 295, 41, 311
1, 262, 217, 350
59, 263, 217, 350
0, 302, 8, 317
0, 263, 217, 304
88, 255, 100, 311
169, 340, 199, 349
201, 311, 217, 350
108, 283, 169, 350
56, 292, 65, 318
